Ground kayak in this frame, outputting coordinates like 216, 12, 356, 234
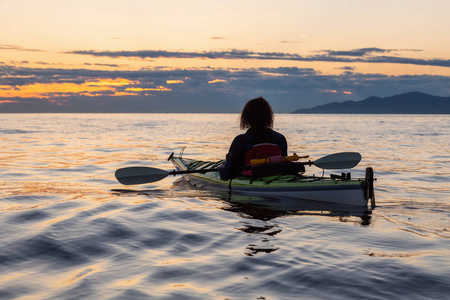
168, 153, 375, 207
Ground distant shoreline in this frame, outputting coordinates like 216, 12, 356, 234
292, 92, 450, 114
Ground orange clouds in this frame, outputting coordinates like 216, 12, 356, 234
125, 87, 172, 92
166, 80, 185, 84
86, 78, 137, 86
0, 100, 19, 104
0, 78, 171, 99
208, 79, 227, 84
323, 90, 352, 95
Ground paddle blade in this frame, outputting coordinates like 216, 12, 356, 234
115, 166, 169, 185
314, 152, 362, 169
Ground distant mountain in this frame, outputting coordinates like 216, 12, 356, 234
292, 92, 450, 114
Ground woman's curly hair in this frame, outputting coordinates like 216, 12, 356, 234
240, 97, 274, 130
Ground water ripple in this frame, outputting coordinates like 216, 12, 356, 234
0, 114, 449, 299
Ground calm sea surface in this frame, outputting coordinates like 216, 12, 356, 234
1, 114, 449, 300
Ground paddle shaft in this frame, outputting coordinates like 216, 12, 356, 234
170, 161, 324, 174
168, 168, 218, 176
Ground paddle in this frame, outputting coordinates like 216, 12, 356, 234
115, 152, 362, 185
115, 167, 219, 185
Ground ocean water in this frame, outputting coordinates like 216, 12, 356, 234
0, 113, 449, 300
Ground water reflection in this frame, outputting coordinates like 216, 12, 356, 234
111, 184, 373, 260
3, 113, 448, 299
223, 197, 372, 225
113, 177, 372, 226
233, 221, 282, 256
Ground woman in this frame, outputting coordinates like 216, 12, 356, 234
219, 97, 288, 179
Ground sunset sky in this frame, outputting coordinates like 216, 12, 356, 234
1, 0, 449, 112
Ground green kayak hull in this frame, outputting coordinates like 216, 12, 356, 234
169, 155, 374, 207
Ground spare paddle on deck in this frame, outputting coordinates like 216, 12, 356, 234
115, 152, 362, 185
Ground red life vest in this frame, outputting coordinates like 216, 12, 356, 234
241, 143, 305, 178
244, 143, 282, 165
